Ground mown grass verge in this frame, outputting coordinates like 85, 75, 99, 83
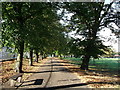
63, 57, 120, 72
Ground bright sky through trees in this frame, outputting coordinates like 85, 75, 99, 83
68, 29, 118, 52
61, 0, 119, 52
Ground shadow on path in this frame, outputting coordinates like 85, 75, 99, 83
21, 79, 43, 87
40, 64, 74, 67
23, 67, 71, 73
23, 81, 120, 90
23, 82, 88, 90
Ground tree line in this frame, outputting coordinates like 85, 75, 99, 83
2, 1, 120, 72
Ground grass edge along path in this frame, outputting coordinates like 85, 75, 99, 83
63, 57, 119, 72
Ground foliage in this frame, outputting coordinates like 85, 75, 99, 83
103, 0, 120, 36
68, 37, 110, 59
2, 2, 119, 71
2, 2, 69, 71
62, 2, 114, 70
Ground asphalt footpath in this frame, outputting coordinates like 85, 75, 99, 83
17, 57, 90, 90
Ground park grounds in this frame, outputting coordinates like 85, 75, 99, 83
0, 57, 120, 88
62, 57, 120, 88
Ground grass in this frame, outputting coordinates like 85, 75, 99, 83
90, 58, 119, 71
63, 57, 120, 71
61, 57, 120, 88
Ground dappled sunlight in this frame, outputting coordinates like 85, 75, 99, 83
2, 58, 47, 84
61, 58, 120, 88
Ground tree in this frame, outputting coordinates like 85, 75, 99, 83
103, 0, 120, 36
62, 2, 114, 70
2, 2, 27, 72
25, 3, 58, 62
2, 2, 60, 72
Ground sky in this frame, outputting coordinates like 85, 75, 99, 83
102, 0, 119, 52
98, 0, 119, 52
104, 0, 111, 4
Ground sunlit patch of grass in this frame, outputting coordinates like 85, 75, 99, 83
63, 57, 120, 72
64, 57, 82, 65
61, 57, 119, 88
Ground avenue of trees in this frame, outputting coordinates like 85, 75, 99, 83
2, 1, 120, 72
2, 2, 69, 72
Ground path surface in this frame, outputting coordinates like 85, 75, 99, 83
18, 57, 89, 89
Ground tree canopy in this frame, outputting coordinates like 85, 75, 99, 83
61, 2, 118, 70
2, 2, 68, 72
2, 1, 119, 71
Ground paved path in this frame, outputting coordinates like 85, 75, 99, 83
18, 57, 89, 89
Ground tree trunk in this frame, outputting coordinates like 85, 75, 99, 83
41, 55, 43, 60
80, 55, 90, 70
18, 41, 24, 73
53, 53, 55, 57
40, 51, 43, 59
43, 54, 46, 59
29, 49, 33, 66
15, 54, 20, 72
60, 54, 62, 57
35, 52, 39, 63
51, 54, 52, 57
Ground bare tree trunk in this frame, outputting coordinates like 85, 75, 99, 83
43, 53, 46, 59
60, 54, 62, 57
16, 41, 24, 73
53, 53, 55, 57
40, 51, 43, 60
80, 55, 90, 70
51, 54, 52, 57
15, 54, 20, 72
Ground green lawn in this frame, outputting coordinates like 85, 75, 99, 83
63, 57, 120, 71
